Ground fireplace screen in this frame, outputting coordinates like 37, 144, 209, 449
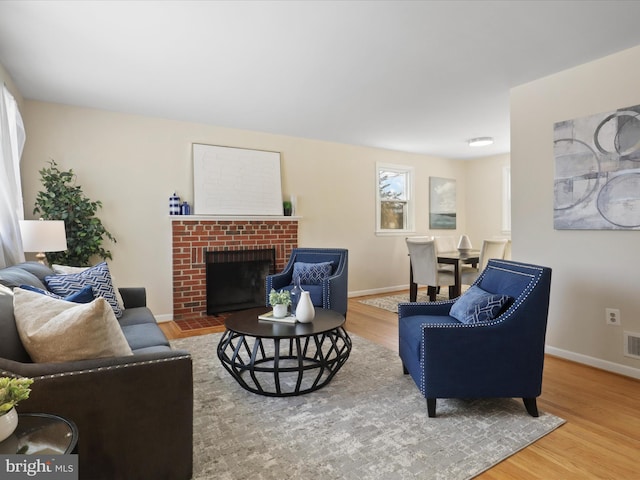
205, 249, 276, 314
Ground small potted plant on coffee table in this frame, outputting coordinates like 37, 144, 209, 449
0, 377, 33, 442
269, 289, 291, 318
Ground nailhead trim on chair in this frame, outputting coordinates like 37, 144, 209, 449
418, 261, 545, 395
0, 354, 191, 381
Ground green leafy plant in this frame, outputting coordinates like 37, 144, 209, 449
33, 160, 116, 266
0, 377, 33, 415
269, 289, 291, 306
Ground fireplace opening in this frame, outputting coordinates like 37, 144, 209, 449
206, 248, 276, 315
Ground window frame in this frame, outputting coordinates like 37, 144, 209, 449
375, 162, 415, 235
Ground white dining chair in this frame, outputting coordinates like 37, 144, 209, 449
504, 240, 512, 260
460, 239, 509, 286
406, 237, 456, 301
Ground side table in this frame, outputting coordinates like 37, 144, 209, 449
0, 413, 78, 454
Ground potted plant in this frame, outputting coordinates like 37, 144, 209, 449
0, 377, 33, 442
283, 200, 292, 216
33, 160, 116, 266
269, 289, 291, 318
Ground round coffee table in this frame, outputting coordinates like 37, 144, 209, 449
217, 307, 351, 396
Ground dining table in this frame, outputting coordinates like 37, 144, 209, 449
409, 249, 480, 301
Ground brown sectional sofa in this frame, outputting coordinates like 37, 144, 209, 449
0, 262, 193, 480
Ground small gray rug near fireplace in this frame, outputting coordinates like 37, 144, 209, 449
172, 333, 565, 480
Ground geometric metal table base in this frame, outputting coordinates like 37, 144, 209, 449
217, 326, 352, 396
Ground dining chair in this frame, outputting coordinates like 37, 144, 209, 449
433, 235, 457, 273
406, 237, 455, 301
504, 240, 512, 260
460, 239, 509, 286
433, 236, 457, 254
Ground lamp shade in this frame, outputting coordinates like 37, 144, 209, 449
19, 220, 68, 252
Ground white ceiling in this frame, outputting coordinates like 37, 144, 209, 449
2, 1, 640, 160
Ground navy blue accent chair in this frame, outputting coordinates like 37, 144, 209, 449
266, 248, 348, 317
398, 259, 552, 417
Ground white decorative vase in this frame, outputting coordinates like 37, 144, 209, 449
295, 291, 315, 323
272, 304, 288, 319
0, 407, 18, 443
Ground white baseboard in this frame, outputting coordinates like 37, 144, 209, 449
545, 345, 640, 380
154, 313, 173, 323
348, 285, 408, 298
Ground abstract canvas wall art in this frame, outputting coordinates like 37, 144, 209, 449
429, 177, 456, 229
554, 104, 640, 230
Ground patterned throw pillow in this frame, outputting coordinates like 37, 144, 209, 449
292, 261, 333, 285
53, 264, 125, 311
450, 285, 512, 324
19, 284, 95, 304
45, 262, 123, 318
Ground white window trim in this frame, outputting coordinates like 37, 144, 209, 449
375, 162, 415, 235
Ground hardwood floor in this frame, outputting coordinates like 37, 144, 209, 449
160, 291, 640, 479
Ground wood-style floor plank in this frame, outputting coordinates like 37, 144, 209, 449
160, 290, 640, 479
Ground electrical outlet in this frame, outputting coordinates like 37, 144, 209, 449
606, 308, 620, 326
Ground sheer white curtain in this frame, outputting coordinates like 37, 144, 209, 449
0, 85, 26, 268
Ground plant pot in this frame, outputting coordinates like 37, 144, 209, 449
0, 407, 18, 443
272, 304, 288, 318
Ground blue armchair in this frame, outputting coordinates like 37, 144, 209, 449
398, 259, 552, 417
265, 248, 348, 316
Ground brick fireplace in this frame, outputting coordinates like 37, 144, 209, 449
171, 217, 298, 320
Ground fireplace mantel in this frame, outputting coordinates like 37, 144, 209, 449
172, 217, 298, 320
171, 215, 300, 221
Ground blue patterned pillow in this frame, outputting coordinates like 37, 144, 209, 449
19, 284, 95, 304
450, 285, 511, 324
45, 262, 123, 318
292, 261, 333, 285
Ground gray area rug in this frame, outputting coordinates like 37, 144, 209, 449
172, 333, 565, 480
358, 292, 444, 313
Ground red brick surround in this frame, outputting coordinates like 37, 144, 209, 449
171, 218, 298, 320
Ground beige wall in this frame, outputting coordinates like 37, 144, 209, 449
464, 153, 511, 247
20, 101, 491, 319
511, 44, 640, 378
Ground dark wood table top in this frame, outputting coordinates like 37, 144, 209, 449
225, 306, 345, 339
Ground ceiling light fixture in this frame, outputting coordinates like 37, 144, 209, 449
468, 137, 494, 147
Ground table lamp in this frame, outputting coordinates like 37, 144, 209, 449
19, 219, 68, 265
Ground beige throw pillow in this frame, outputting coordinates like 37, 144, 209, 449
13, 288, 133, 363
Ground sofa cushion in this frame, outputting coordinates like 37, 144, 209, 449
0, 266, 46, 290
117, 306, 158, 327
121, 323, 170, 351
45, 262, 123, 318
292, 261, 333, 285
19, 284, 95, 303
13, 288, 133, 363
11, 262, 56, 283
0, 285, 31, 362
450, 285, 512, 324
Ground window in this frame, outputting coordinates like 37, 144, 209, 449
376, 163, 414, 234
502, 166, 511, 233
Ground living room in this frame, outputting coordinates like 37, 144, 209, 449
1, 1, 639, 479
